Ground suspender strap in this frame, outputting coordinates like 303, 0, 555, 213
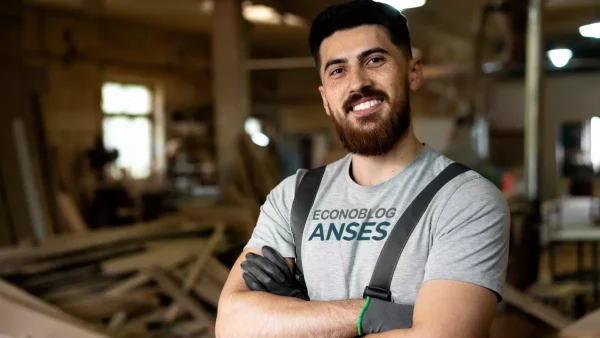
364, 162, 470, 301
291, 166, 326, 274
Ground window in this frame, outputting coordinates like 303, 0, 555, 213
101, 82, 154, 179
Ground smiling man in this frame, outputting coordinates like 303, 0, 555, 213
215, 1, 510, 337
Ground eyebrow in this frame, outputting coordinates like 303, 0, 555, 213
322, 47, 390, 74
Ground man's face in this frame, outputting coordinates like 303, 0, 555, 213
318, 25, 423, 156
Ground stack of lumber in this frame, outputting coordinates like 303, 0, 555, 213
0, 214, 231, 338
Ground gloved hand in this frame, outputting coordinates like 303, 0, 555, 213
361, 298, 414, 334
240, 246, 309, 301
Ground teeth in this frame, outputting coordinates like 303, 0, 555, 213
353, 99, 383, 111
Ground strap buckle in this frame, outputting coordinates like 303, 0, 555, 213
363, 286, 392, 301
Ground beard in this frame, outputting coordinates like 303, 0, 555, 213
330, 85, 411, 156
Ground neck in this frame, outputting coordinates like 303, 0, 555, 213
350, 126, 423, 187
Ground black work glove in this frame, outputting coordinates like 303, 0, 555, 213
361, 298, 414, 334
240, 246, 310, 301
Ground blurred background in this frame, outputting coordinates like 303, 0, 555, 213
0, 0, 600, 337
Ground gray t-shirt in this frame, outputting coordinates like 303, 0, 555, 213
245, 145, 510, 304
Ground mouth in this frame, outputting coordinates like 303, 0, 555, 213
348, 97, 384, 117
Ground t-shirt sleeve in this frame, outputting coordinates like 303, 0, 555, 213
423, 177, 510, 301
244, 171, 303, 259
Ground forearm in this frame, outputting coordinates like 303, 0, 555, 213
366, 329, 414, 337
216, 290, 363, 338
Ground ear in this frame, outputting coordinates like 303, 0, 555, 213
318, 85, 332, 117
408, 58, 424, 92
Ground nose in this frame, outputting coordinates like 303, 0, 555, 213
348, 68, 372, 94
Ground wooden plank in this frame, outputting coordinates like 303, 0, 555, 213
105, 273, 150, 296
0, 294, 110, 338
504, 284, 573, 330
205, 257, 230, 286
0, 278, 79, 324
164, 224, 225, 322
0, 242, 143, 275
179, 204, 254, 230
17, 265, 101, 292
121, 308, 166, 332
171, 320, 208, 337
172, 269, 222, 308
56, 191, 88, 233
107, 312, 127, 330
104, 259, 227, 300
41, 279, 116, 303
57, 287, 160, 320
559, 308, 600, 337
0, 214, 213, 263
147, 267, 215, 330
101, 239, 206, 275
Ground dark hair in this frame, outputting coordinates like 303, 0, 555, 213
309, 0, 413, 69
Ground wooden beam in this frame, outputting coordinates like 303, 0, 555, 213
57, 288, 160, 320
105, 273, 151, 297
164, 224, 226, 322
147, 267, 215, 330
0, 278, 79, 324
0, 215, 212, 263
0, 242, 143, 276
56, 192, 88, 233
213, 0, 250, 186
0, 294, 110, 338
172, 268, 223, 308
178, 204, 254, 230
101, 239, 206, 275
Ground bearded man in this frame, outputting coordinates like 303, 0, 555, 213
216, 1, 510, 337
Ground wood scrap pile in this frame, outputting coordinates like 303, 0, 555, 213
0, 214, 231, 338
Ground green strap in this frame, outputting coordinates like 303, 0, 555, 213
357, 296, 371, 336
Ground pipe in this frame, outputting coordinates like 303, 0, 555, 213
522, 0, 545, 289
524, 0, 544, 203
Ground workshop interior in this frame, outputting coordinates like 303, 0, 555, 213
0, 0, 600, 337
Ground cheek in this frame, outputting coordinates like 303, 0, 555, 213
324, 87, 346, 111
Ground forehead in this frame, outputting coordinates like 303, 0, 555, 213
319, 25, 396, 62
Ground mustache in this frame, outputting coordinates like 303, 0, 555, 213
343, 87, 389, 111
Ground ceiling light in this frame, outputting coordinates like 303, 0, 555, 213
242, 2, 281, 25
197, 0, 214, 13
579, 21, 600, 39
251, 132, 270, 147
373, 0, 426, 11
244, 117, 262, 135
547, 48, 573, 68
282, 13, 306, 27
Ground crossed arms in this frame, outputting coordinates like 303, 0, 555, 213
215, 247, 498, 338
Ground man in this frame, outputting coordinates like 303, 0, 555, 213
216, 1, 510, 337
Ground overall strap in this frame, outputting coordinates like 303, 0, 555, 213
290, 166, 326, 273
364, 162, 470, 301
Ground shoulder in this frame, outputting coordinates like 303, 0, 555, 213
427, 148, 506, 207
279, 153, 351, 194
424, 149, 510, 231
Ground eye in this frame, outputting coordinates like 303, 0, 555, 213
330, 68, 344, 76
367, 57, 384, 65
